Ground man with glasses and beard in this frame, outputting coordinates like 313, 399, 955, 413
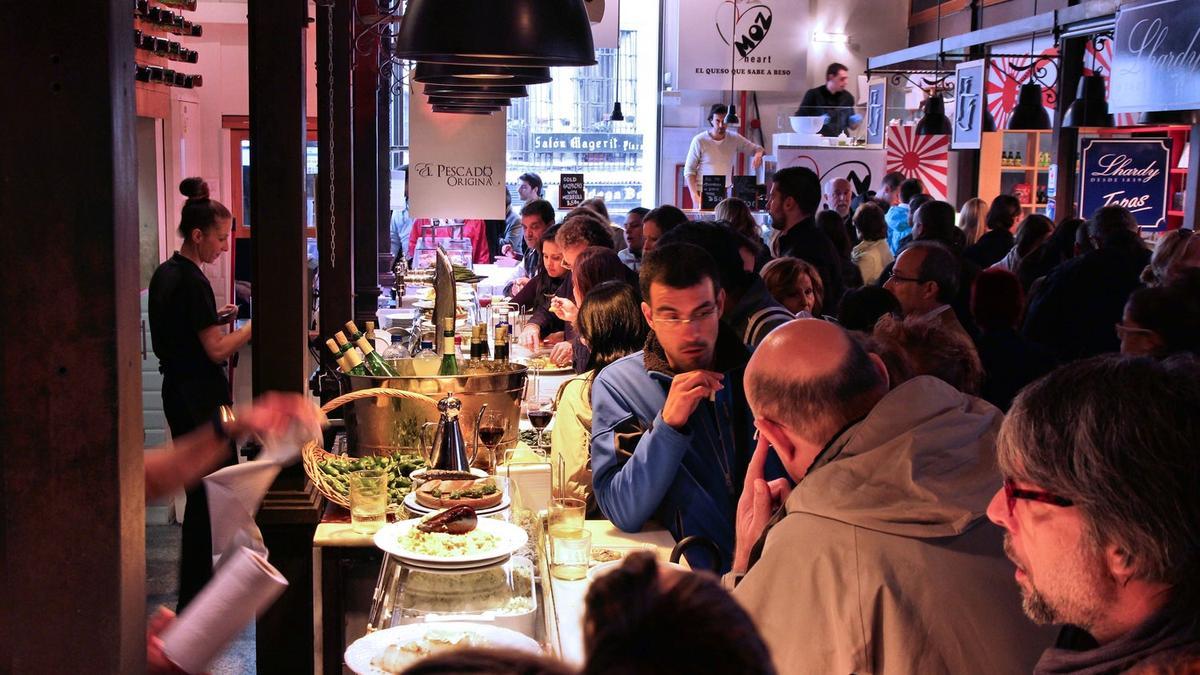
590, 242, 781, 573
987, 355, 1200, 673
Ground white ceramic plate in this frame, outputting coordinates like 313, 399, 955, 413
344, 621, 540, 675
374, 514, 527, 567
514, 358, 573, 375
403, 490, 511, 517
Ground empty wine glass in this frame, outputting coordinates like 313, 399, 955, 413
475, 409, 509, 474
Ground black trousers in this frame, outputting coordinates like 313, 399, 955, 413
162, 370, 234, 612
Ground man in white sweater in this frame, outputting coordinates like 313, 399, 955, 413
684, 103, 764, 208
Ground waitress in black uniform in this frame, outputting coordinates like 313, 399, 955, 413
149, 177, 253, 610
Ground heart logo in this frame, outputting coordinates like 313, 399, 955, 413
714, 1, 773, 58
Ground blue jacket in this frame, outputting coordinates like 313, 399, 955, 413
590, 327, 767, 573
885, 203, 911, 254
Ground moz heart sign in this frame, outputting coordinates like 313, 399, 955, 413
677, 0, 806, 91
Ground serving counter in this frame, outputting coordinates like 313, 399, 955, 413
313, 511, 678, 673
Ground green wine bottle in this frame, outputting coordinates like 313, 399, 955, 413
438, 317, 459, 376
355, 335, 398, 377
335, 340, 369, 375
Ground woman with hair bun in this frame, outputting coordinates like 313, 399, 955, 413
148, 177, 252, 610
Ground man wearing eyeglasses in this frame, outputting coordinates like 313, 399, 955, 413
590, 242, 776, 573
884, 240, 975, 347
730, 319, 1052, 673
986, 355, 1200, 673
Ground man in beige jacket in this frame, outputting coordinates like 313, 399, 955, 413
730, 319, 1054, 673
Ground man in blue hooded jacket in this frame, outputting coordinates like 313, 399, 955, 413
590, 242, 778, 572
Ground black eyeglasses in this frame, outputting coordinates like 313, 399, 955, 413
1003, 478, 1074, 517
887, 271, 924, 284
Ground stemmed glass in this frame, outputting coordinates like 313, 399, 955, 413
474, 409, 509, 474
524, 395, 554, 454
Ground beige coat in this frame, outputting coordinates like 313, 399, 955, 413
734, 376, 1056, 674
551, 373, 594, 505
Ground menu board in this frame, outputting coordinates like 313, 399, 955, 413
559, 173, 585, 209
1078, 139, 1171, 231
700, 175, 727, 210
732, 175, 758, 206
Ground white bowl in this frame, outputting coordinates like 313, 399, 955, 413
789, 115, 826, 134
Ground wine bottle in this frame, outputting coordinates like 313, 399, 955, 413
327, 338, 367, 375
476, 324, 490, 360
438, 317, 459, 376
493, 325, 509, 362
344, 320, 365, 344
365, 321, 377, 342
333, 331, 354, 356
356, 335, 398, 377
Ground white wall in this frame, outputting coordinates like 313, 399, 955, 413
657, 0, 909, 206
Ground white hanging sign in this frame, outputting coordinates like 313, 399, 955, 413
677, 0, 807, 92
408, 93, 507, 220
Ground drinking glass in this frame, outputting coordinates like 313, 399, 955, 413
548, 497, 585, 536
474, 409, 509, 474
550, 528, 591, 581
524, 396, 554, 453
349, 469, 388, 534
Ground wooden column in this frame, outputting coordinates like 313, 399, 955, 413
0, 1, 143, 672
247, 2, 323, 674
317, 0, 356, 345
352, 0, 383, 325
1051, 36, 1085, 223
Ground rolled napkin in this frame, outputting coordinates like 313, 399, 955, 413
160, 546, 288, 674
205, 416, 323, 569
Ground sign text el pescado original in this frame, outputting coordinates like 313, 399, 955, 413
532, 133, 643, 154
412, 162, 495, 187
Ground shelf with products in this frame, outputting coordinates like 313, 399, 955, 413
978, 131, 1054, 213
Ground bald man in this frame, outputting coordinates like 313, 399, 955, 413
729, 320, 1053, 674
823, 177, 857, 245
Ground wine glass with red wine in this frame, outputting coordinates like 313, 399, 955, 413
475, 409, 508, 474
524, 396, 554, 454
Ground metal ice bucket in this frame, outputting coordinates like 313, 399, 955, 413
342, 362, 527, 457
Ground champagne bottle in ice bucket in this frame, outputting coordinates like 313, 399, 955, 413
423, 393, 477, 472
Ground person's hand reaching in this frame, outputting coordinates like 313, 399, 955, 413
549, 340, 573, 367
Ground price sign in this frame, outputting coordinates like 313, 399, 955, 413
558, 173, 585, 209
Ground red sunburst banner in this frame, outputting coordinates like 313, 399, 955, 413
884, 126, 950, 201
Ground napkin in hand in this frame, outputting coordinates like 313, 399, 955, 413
160, 546, 288, 674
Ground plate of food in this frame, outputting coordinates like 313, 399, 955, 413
515, 355, 573, 375
402, 488, 510, 517
412, 475, 505, 511
374, 505, 527, 568
344, 621, 540, 674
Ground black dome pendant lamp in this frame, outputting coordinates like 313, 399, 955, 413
413, 63, 552, 87
1007, 0, 1051, 130
394, 0, 596, 68
1062, 75, 1113, 128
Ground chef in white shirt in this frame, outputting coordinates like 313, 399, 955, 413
684, 103, 765, 208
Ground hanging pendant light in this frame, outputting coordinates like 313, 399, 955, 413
1062, 75, 1113, 128
722, 6, 739, 126
413, 63, 552, 86
1008, 0, 1051, 130
1137, 109, 1200, 126
1008, 82, 1051, 130
423, 84, 528, 99
725, 103, 739, 125
916, 93, 951, 135
982, 108, 997, 132
394, 0, 596, 68
610, 101, 624, 122
432, 104, 502, 115
427, 95, 511, 107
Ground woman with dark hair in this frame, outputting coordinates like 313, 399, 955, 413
551, 281, 647, 509
850, 202, 893, 285
549, 246, 640, 371
509, 223, 567, 338
991, 213, 1053, 273
1016, 216, 1084, 291
964, 194, 1021, 267
583, 551, 776, 675
817, 209, 863, 289
715, 198, 769, 270
148, 177, 252, 611
1118, 271, 1200, 358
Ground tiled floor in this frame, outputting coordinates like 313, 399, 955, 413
146, 523, 257, 674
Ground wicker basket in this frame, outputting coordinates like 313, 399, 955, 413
303, 387, 439, 513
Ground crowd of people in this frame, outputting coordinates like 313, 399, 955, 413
470, 166, 1200, 674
